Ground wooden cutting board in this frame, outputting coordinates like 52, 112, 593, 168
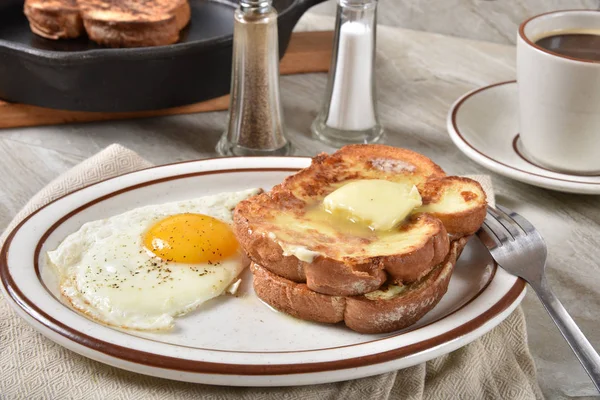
0, 31, 333, 130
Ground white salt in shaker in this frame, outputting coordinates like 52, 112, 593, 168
311, 0, 383, 146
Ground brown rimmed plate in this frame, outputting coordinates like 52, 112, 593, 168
0, 156, 526, 386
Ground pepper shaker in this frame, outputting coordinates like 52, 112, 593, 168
311, 0, 383, 146
217, 0, 291, 156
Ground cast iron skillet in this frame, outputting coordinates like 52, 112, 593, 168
0, 0, 327, 112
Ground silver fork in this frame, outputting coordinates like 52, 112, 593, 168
478, 205, 600, 392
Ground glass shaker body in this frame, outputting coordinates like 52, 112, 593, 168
311, 0, 383, 146
217, 0, 290, 156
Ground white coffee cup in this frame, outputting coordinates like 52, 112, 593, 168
517, 10, 600, 175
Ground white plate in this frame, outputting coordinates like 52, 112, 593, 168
447, 81, 600, 194
0, 157, 525, 386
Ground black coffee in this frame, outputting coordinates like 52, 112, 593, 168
535, 33, 600, 61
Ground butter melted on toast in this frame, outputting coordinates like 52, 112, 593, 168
236, 145, 485, 261
234, 145, 486, 296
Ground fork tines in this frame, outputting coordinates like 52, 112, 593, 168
482, 205, 542, 247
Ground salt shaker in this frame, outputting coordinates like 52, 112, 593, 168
311, 0, 383, 146
217, 0, 291, 156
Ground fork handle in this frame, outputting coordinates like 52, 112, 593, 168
531, 277, 600, 392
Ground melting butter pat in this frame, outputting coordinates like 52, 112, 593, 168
281, 244, 321, 263
364, 284, 407, 300
323, 180, 422, 231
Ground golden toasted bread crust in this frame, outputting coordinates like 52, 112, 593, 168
235, 206, 451, 296
24, 0, 84, 39
234, 145, 487, 296
78, 0, 190, 47
252, 238, 469, 334
82, 18, 179, 47
280, 144, 446, 200
345, 238, 468, 333
251, 263, 346, 323
381, 224, 450, 284
303, 256, 388, 296
171, 0, 191, 31
24, 0, 190, 47
420, 177, 487, 237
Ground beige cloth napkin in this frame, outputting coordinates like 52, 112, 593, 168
0, 144, 544, 399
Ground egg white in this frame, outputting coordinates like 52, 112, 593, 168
47, 188, 260, 331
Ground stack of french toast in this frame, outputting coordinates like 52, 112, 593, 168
233, 145, 488, 334
24, 0, 190, 47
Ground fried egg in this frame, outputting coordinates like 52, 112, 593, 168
47, 188, 260, 331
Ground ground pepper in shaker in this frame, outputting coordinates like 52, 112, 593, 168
217, 0, 291, 156
311, 0, 383, 146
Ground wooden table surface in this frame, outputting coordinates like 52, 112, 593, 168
1, 14, 599, 399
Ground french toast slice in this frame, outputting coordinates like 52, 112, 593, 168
419, 176, 487, 237
24, 0, 85, 40
77, 0, 190, 47
251, 237, 469, 334
234, 145, 486, 296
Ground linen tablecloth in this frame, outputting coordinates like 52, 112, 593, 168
0, 144, 543, 399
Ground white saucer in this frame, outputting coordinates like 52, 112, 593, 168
447, 81, 600, 194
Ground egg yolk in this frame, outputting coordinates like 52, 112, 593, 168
143, 213, 238, 264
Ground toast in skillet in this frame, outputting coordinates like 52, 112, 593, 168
24, 0, 85, 39
24, 0, 191, 47
77, 0, 191, 47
